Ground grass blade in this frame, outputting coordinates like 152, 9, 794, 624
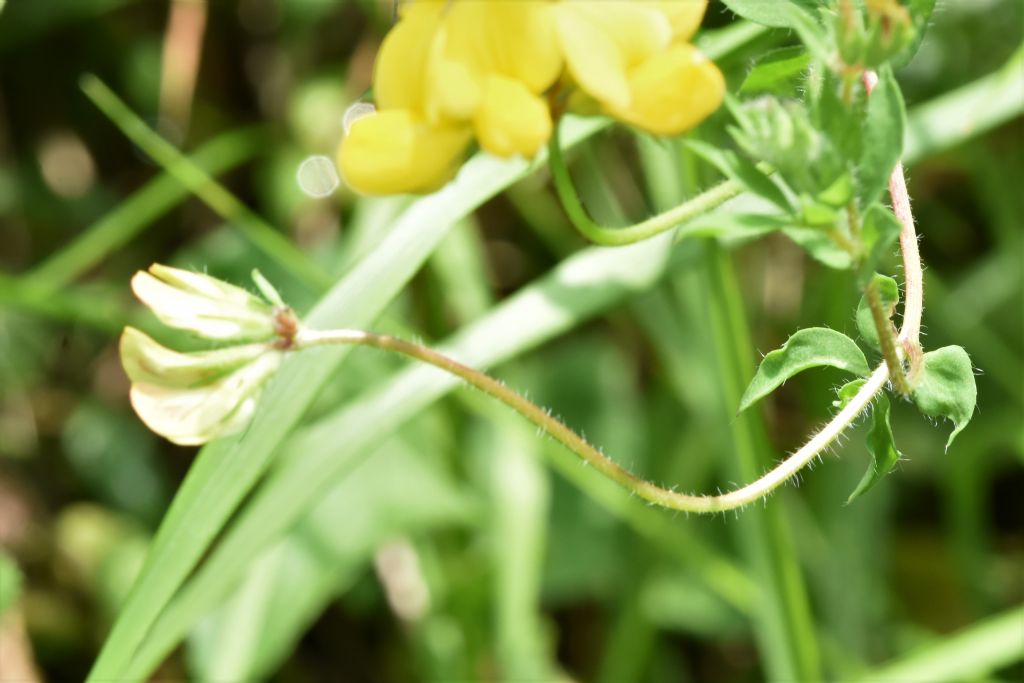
79, 75, 331, 291
86, 117, 606, 682
24, 127, 262, 290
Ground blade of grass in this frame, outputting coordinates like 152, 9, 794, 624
854, 605, 1024, 683
697, 245, 821, 682
0, 274, 130, 333
123, 211, 759, 680
79, 75, 331, 291
86, 116, 607, 682
116, 72, 1008, 673
24, 127, 262, 291
188, 437, 475, 681
904, 46, 1024, 162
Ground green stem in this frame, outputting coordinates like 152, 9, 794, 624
79, 74, 331, 291
295, 327, 887, 514
865, 278, 911, 394
547, 122, 744, 246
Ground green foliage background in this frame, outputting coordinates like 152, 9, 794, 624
0, 1, 1020, 681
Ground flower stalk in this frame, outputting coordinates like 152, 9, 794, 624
547, 122, 745, 246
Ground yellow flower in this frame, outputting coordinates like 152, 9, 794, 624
339, 0, 722, 196
553, 1, 723, 134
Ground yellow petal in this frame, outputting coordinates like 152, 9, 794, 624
473, 75, 552, 158
649, 1, 707, 40
425, 21, 483, 122
607, 43, 725, 136
338, 109, 471, 195
441, 1, 562, 94
553, 4, 631, 109
374, 1, 445, 112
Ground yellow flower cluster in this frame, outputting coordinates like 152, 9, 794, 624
339, 0, 725, 195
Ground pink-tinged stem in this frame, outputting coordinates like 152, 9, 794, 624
863, 70, 924, 354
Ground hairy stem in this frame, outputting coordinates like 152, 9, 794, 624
295, 328, 888, 513
863, 70, 924, 365
866, 279, 911, 395
288, 71, 927, 514
547, 124, 744, 246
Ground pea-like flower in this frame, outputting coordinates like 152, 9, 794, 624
121, 265, 295, 445
339, 0, 724, 196
131, 264, 283, 341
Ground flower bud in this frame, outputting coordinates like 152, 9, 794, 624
131, 264, 279, 342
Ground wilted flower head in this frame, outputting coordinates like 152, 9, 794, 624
122, 265, 296, 445
339, 0, 724, 195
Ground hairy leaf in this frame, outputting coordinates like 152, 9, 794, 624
859, 66, 906, 206
857, 273, 900, 350
912, 346, 977, 449
847, 395, 901, 502
833, 379, 867, 410
688, 140, 792, 211
740, 328, 870, 412
740, 46, 811, 97
859, 204, 902, 285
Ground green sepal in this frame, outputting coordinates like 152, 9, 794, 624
912, 346, 977, 450
739, 327, 870, 412
847, 394, 901, 503
856, 273, 900, 350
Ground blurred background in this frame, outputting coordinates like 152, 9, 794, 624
0, 0, 1021, 681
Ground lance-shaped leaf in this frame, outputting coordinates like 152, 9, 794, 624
912, 345, 977, 449
740, 327, 870, 412
847, 394, 901, 503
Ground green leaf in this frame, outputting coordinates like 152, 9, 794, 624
687, 140, 792, 211
740, 46, 811, 97
739, 328, 870, 412
782, 227, 853, 269
833, 379, 867, 410
847, 394, 901, 503
912, 346, 977, 450
859, 204, 902, 284
721, 0, 821, 33
892, 0, 938, 69
857, 273, 900, 350
858, 66, 906, 206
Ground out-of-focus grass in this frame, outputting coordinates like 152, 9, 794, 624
0, 1, 1021, 681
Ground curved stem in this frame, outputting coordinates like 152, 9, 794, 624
863, 70, 924, 363
547, 122, 744, 246
296, 328, 889, 513
291, 73, 927, 514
